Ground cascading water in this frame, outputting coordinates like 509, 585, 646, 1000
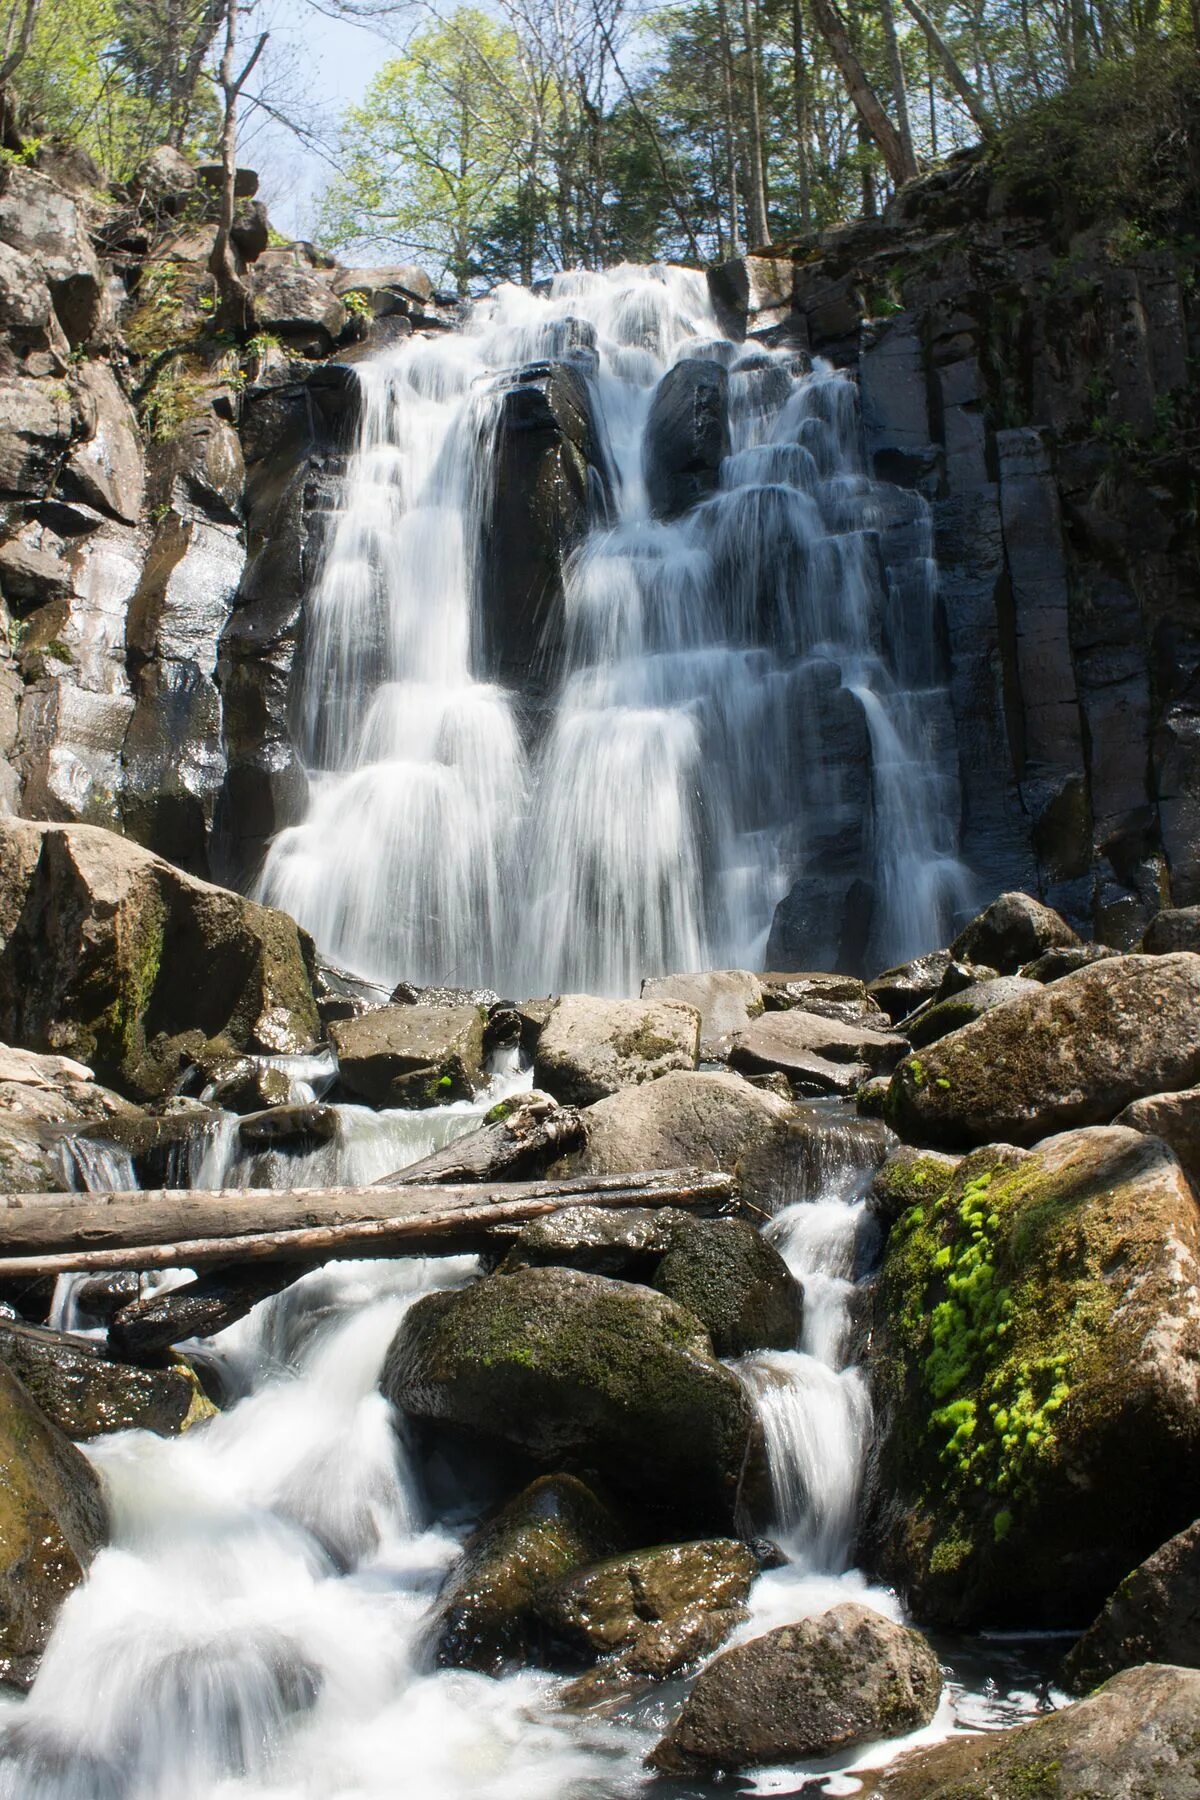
259, 264, 972, 993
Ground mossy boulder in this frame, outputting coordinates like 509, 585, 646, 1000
949, 890, 1080, 974
381, 1266, 765, 1532
496, 1205, 686, 1279
571, 1070, 793, 1201
0, 1359, 107, 1687
868, 1146, 960, 1228
539, 1538, 756, 1695
1142, 906, 1200, 955
885, 954, 1200, 1149
0, 1321, 213, 1440
329, 1003, 485, 1108
902, 976, 1042, 1048
647, 1603, 942, 1775
432, 1473, 624, 1673
1063, 1520, 1200, 1692
866, 1126, 1200, 1626
534, 995, 700, 1106
0, 820, 319, 1100
651, 1217, 802, 1356
861, 1663, 1200, 1799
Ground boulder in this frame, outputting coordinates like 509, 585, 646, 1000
867, 951, 953, 1023
332, 264, 434, 308
730, 1008, 907, 1096
867, 1145, 960, 1227
901, 975, 1043, 1048
0, 1041, 140, 1193
885, 954, 1200, 1149
647, 1604, 942, 1775
1143, 906, 1200, 955
643, 359, 730, 519
867, 1126, 1200, 1625
132, 146, 198, 212
1020, 942, 1117, 981
0, 1320, 211, 1439
539, 1538, 756, 1689
651, 1216, 802, 1356
0, 1359, 107, 1686
1114, 1085, 1200, 1191
0, 240, 54, 338
0, 819, 319, 1100
1064, 1521, 1200, 1692
0, 374, 74, 496
497, 1206, 687, 1278
382, 1266, 764, 1531
640, 970, 763, 1054
329, 1004, 484, 1107
250, 263, 347, 346
432, 1474, 623, 1673
63, 360, 145, 525
572, 1070, 791, 1182
534, 995, 700, 1106
708, 256, 798, 340
0, 165, 104, 345
949, 890, 1080, 974
861, 1663, 1200, 1799
761, 970, 890, 1026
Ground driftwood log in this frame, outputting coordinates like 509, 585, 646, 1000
373, 1090, 585, 1186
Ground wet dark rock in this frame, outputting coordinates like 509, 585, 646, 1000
1020, 942, 1118, 981
648, 1604, 941, 1774
949, 890, 1081, 974
432, 1473, 624, 1673
867, 952, 954, 1023
643, 359, 730, 519
1142, 906, 1200, 955
861, 1663, 1200, 1799
867, 1126, 1200, 1626
534, 995, 700, 1106
330, 1003, 485, 1107
109, 1263, 305, 1360
0, 1320, 211, 1439
237, 1103, 338, 1148
707, 256, 798, 341
900, 975, 1042, 1048
1064, 1520, 1200, 1692
886, 953, 1200, 1149
206, 1061, 293, 1113
651, 1216, 802, 1357
0, 1359, 107, 1686
382, 1265, 765, 1532
497, 1206, 688, 1279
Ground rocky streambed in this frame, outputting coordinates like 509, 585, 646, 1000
0, 824, 1199, 1792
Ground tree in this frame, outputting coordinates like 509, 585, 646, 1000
318, 9, 528, 290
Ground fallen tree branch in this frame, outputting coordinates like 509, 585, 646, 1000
0, 1169, 737, 1278
374, 1090, 585, 1186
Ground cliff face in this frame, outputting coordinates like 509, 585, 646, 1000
714, 144, 1199, 946
0, 133, 1196, 950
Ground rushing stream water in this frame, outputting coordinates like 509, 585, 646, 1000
258, 264, 972, 993
3, 1091, 1061, 1798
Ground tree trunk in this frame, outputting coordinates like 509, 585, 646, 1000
792, 0, 813, 228
374, 1092, 585, 1186
0, 1169, 738, 1277
208, 4, 265, 335
739, 0, 771, 244
716, 0, 742, 254
0, 0, 40, 86
807, 0, 914, 189
879, 0, 919, 180
899, 0, 994, 134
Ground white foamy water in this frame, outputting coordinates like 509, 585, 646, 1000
259, 264, 972, 993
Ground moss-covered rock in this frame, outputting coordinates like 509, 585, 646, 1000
0, 819, 319, 1100
1063, 1520, 1200, 1692
902, 976, 1042, 1049
432, 1474, 624, 1673
866, 1126, 1200, 1626
868, 1146, 961, 1228
885, 954, 1200, 1149
0, 1359, 107, 1687
0, 1321, 213, 1440
647, 1603, 942, 1774
381, 1266, 765, 1532
861, 1663, 1200, 1799
534, 995, 701, 1106
651, 1217, 802, 1356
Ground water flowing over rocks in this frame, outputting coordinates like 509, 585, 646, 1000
647, 1603, 942, 1773
381, 1264, 765, 1532
886, 952, 1200, 1148
867, 1125, 1200, 1625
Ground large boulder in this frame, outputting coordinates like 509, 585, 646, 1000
1114, 1085, 1200, 1192
534, 995, 700, 1106
573, 1070, 791, 1180
382, 1266, 764, 1532
760, 970, 890, 1026
63, 361, 145, 525
640, 970, 763, 1055
0, 1321, 211, 1439
886, 954, 1200, 1149
0, 165, 104, 345
1064, 1521, 1200, 1692
250, 261, 347, 348
0, 819, 319, 1100
0, 373, 75, 495
329, 1004, 485, 1107
651, 1216, 802, 1356
0, 1359, 107, 1686
949, 890, 1081, 973
431, 1474, 623, 1673
1143, 906, 1200, 955
647, 1604, 942, 1775
643, 359, 730, 519
861, 1663, 1200, 1799
497, 1205, 687, 1278
539, 1538, 756, 1691
730, 1008, 907, 1095
867, 1126, 1200, 1625
901, 975, 1042, 1048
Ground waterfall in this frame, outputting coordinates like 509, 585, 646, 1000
260, 264, 971, 993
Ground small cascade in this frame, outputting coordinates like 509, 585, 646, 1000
260, 265, 973, 993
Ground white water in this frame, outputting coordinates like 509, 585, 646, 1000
8, 1097, 1060, 1798
259, 264, 971, 993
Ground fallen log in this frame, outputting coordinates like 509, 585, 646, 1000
0, 1169, 736, 1278
373, 1090, 584, 1186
